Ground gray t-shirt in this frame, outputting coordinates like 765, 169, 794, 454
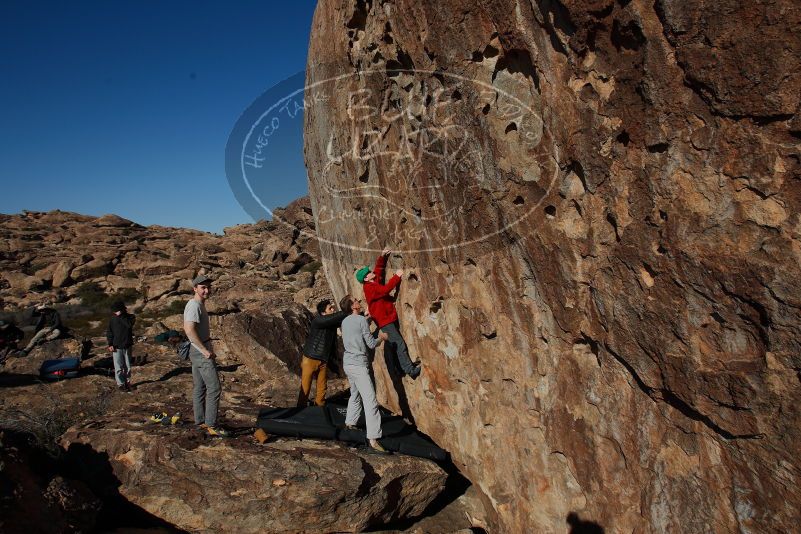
342, 314, 378, 368
183, 299, 211, 351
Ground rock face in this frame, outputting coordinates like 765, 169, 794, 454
304, 1, 801, 532
214, 303, 313, 379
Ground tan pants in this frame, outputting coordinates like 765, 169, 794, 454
297, 356, 328, 407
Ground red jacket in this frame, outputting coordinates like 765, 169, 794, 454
363, 255, 400, 328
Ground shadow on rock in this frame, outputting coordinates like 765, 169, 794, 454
218, 363, 242, 373
0, 429, 101, 533
132, 365, 192, 387
382, 343, 415, 425
62, 442, 185, 532
567, 512, 605, 533
0, 372, 40, 388
365, 460, 473, 533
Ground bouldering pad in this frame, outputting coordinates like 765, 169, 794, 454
256, 404, 448, 461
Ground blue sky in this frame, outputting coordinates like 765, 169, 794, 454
0, 1, 316, 233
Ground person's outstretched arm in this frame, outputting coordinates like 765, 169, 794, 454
373, 254, 386, 284
311, 310, 349, 329
369, 272, 401, 299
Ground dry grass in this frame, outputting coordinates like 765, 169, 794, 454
0, 389, 110, 457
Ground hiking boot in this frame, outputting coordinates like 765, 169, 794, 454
206, 426, 230, 438
368, 439, 390, 454
125, 381, 135, 391
119, 384, 130, 393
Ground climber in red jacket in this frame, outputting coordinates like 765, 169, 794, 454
356, 248, 421, 379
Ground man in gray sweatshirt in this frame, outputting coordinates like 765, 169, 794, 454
339, 294, 390, 453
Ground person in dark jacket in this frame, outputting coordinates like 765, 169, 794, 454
22, 303, 64, 354
106, 300, 135, 391
297, 298, 350, 407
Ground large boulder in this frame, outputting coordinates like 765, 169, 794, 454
60, 415, 446, 533
213, 303, 312, 379
70, 259, 111, 282
2, 272, 46, 292
304, 1, 801, 532
52, 261, 75, 288
94, 214, 138, 228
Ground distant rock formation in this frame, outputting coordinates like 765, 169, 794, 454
304, 1, 801, 532
0, 198, 331, 318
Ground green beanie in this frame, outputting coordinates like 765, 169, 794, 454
355, 266, 371, 283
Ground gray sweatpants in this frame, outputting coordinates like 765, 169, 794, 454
112, 347, 132, 386
379, 321, 416, 375
344, 364, 382, 439
189, 349, 221, 426
24, 327, 60, 352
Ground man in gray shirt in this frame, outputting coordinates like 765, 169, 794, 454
339, 295, 389, 453
183, 274, 228, 437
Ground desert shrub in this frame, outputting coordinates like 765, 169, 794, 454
67, 283, 142, 336
27, 260, 51, 274
137, 299, 186, 322
76, 282, 141, 313
165, 300, 186, 315
75, 282, 107, 308
0, 392, 110, 457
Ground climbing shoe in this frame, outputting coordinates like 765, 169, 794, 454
206, 426, 230, 438
150, 412, 181, 425
408, 366, 421, 380
165, 412, 181, 425
368, 440, 390, 454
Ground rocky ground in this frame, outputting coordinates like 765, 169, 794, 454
0, 202, 480, 533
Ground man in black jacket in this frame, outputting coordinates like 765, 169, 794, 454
297, 298, 350, 407
106, 301, 135, 391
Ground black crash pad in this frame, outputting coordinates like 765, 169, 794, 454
256, 404, 448, 461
